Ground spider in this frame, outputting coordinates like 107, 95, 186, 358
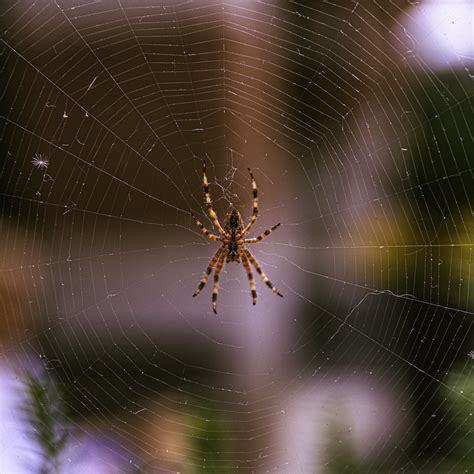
191, 161, 282, 313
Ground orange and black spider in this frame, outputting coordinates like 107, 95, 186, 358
191, 161, 283, 314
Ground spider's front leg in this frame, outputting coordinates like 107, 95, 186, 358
243, 247, 283, 298
193, 247, 223, 297
240, 250, 257, 305
212, 251, 226, 314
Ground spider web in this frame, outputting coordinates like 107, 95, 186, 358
0, 0, 473, 471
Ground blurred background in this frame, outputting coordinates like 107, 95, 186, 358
0, 0, 473, 472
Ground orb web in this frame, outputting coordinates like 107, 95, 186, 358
0, 0, 473, 471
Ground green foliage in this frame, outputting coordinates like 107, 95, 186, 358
190, 405, 230, 472
323, 429, 385, 474
325, 369, 474, 473
436, 370, 474, 472
21, 373, 70, 474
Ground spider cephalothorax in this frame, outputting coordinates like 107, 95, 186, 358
191, 161, 282, 313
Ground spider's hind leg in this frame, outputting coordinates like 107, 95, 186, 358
202, 161, 226, 235
240, 167, 259, 236
243, 223, 280, 244
191, 212, 223, 241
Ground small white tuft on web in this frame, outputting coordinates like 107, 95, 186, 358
31, 154, 49, 170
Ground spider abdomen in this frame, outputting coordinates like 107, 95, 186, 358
224, 208, 243, 236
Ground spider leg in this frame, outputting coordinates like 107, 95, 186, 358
243, 248, 283, 297
243, 223, 280, 244
202, 161, 226, 235
240, 251, 257, 305
191, 212, 224, 241
240, 167, 258, 236
193, 247, 223, 297
212, 251, 226, 314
